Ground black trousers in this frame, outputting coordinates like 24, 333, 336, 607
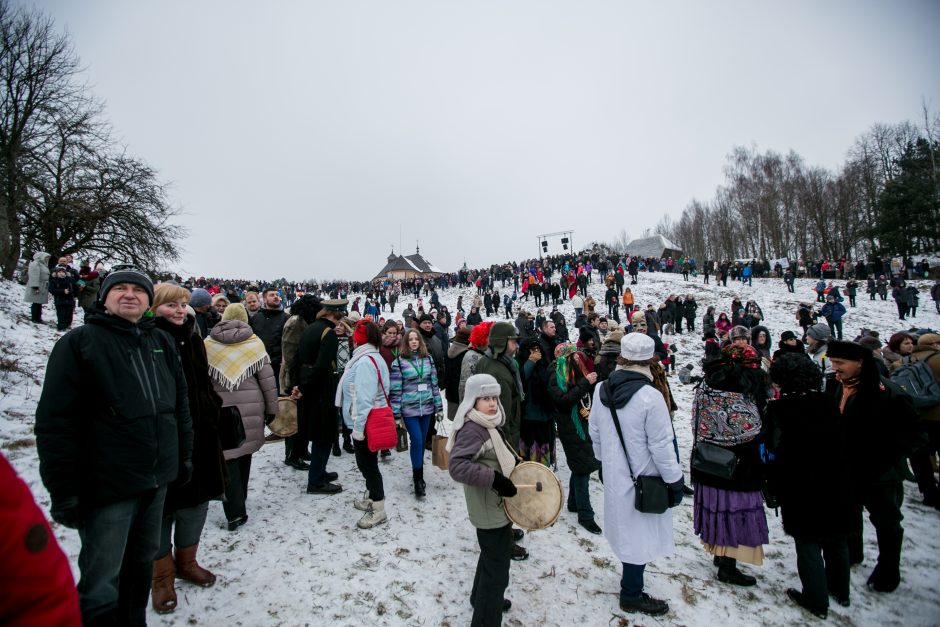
30, 302, 43, 322
55, 302, 74, 330
470, 524, 512, 627
793, 536, 849, 608
910, 421, 940, 503
847, 481, 904, 586
222, 455, 252, 522
354, 439, 384, 501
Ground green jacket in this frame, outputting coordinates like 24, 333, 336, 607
448, 421, 511, 529
476, 354, 522, 451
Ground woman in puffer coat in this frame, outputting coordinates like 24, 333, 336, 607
205, 304, 278, 531
150, 283, 228, 614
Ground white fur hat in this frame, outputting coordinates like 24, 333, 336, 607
620, 332, 655, 361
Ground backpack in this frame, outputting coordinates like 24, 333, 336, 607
890, 353, 940, 409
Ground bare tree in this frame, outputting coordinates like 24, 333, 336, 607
0, 0, 81, 277
609, 227, 631, 253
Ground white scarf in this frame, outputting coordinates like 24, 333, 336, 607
334, 344, 383, 408
448, 407, 516, 477
617, 363, 653, 381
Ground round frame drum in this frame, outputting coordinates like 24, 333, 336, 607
504, 462, 563, 530
268, 397, 298, 438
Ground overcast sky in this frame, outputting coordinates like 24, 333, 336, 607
30, 0, 940, 281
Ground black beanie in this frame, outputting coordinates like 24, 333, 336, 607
98, 266, 154, 305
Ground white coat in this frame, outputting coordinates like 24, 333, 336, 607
589, 382, 683, 565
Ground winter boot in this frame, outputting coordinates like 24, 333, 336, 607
413, 468, 426, 498
353, 490, 373, 512
151, 553, 178, 614
332, 436, 342, 457
175, 543, 216, 587
717, 556, 757, 586
357, 500, 387, 529
619, 593, 669, 617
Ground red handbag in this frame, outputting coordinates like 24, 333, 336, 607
364, 357, 397, 452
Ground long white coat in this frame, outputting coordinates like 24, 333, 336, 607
589, 383, 683, 565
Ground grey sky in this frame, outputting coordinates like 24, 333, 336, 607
31, 0, 940, 281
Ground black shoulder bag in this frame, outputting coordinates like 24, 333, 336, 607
219, 405, 247, 451
690, 384, 738, 480
605, 380, 669, 514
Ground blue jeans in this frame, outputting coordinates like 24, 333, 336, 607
568, 472, 595, 522
404, 414, 432, 469
77, 485, 167, 627
620, 562, 647, 601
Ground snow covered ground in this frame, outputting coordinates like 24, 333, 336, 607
2, 271, 939, 626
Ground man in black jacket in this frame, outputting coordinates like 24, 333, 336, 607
827, 340, 926, 594
297, 299, 345, 494
250, 288, 288, 393
36, 267, 193, 627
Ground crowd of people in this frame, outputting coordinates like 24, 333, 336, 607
7, 246, 940, 626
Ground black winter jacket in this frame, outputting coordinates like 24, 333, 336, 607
250, 307, 288, 364
36, 306, 194, 510
548, 356, 600, 475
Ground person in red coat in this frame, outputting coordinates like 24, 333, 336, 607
0, 452, 81, 626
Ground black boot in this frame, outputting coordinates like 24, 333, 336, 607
717, 556, 757, 586
332, 437, 341, 457
342, 432, 355, 454
787, 589, 827, 619
413, 468, 426, 498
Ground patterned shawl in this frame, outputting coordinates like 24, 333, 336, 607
205, 335, 269, 392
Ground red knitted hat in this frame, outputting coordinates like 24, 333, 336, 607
353, 320, 370, 346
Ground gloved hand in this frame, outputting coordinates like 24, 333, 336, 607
667, 479, 685, 507
176, 460, 193, 487
491, 472, 517, 497
50, 496, 82, 529
352, 430, 365, 441
264, 413, 275, 425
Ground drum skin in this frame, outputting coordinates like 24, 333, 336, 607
504, 462, 563, 530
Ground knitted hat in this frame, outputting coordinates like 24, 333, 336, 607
453, 326, 473, 346
826, 340, 871, 361
806, 323, 831, 341
353, 320, 370, 346
98, 265, 154, 305
578, 326, 595, 344
347, 311, 362, 323
221, 303, 249, 324
858, 335, 883, 350
621, 332, 655, 361
469, 321, 493, 349
917, 333, 940, 348
190, 288, 212, 308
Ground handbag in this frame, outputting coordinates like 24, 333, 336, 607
219, 405, 246, 451
431, 415, 449, 470
605, 381, 669, 514
690, 391, 738, 480
363, 357, 398, 453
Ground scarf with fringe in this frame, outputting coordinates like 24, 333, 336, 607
205, 335, 269, 392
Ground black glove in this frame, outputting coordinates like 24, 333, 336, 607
176, 460, 193, 487
491, 472, 517, 497
50, 496, 82, 529
264, 413, 276, 426
667, 479, 685, 507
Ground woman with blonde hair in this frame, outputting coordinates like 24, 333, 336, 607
390, 328, 442, 497
149, 283, 227, 614
205, 303, 277, 531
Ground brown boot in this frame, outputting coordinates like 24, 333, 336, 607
151, 552, 178, 614
175, 543, 216, 587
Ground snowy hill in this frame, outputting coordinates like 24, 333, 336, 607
1, 272, 939, 626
